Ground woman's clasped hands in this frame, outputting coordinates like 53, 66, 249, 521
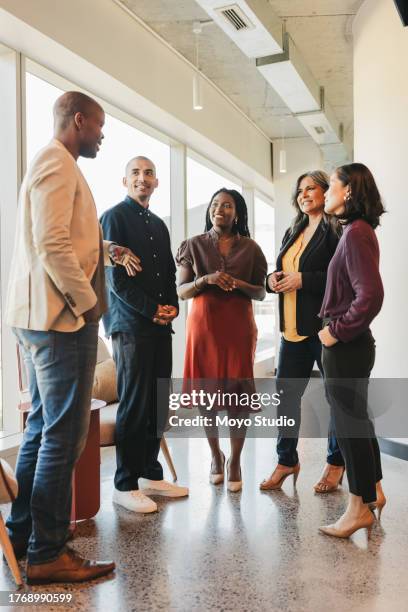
205, 271, 238, 292
268, 271, 302, 293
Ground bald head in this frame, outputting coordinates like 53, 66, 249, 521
124, 156, 158, 208
53, 91, 105, 159
53, 91, 103, 130
125, 156, 156, 177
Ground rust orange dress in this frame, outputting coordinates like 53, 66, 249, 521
176, 229, 267, 409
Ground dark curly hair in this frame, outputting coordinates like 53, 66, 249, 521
205, 188, 250, 237
335, 163, 385, 229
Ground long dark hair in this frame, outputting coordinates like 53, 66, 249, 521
335, 163, 385, 229
290, 170, 336, 236
205, 188, 250, 237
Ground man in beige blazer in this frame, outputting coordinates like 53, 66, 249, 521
5, 91, 140, 584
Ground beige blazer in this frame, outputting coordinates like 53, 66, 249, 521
6, 138, 110, 332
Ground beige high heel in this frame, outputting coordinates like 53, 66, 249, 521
259, 463, 300, 491
209, 451, 225, 485
369, 487, 386, 520
226, 459, 242, 492
313, 465, 345, 494
319, 509, 375, 539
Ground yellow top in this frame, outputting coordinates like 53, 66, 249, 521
281, 233, 308, 342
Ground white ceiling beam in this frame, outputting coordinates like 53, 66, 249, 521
256, 34, 322, 114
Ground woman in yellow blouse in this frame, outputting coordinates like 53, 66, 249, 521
260, 171, 344, 492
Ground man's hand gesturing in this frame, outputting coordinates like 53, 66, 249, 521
109, 244, 142, 276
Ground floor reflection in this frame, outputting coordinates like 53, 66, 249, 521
0, 437, 406, 611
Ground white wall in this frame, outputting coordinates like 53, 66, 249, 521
353, 0, 408, 377
0, 0, 273, 197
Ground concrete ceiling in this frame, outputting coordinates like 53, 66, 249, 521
117, 0, 363, 147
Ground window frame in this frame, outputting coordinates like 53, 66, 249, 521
254, 192, 276, 363
0, 48, 25, 437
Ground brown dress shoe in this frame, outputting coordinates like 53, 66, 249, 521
26, 547, 115, 585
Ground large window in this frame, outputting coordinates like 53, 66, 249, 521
25, 73, 171, 224
0, 45, 22, 436
254, 196, 275, 359
0, 51, 275, 438
25, 71, 172, 349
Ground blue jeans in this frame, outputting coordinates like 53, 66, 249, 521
7, 324, 98, 565
276, 335, 344, 467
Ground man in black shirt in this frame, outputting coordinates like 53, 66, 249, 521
100, 156, 188, 512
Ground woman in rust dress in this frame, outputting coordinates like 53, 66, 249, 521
176, 188, 267, 492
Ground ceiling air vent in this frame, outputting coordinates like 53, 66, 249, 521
314, 126, 326, 135
215, 4, 255, 31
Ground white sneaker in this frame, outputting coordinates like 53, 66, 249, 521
112, 489, 157, 513
138, 478, 189, 498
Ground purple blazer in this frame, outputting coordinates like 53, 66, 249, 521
319, 219, 384, 342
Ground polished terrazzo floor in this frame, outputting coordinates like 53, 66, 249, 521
1, 437, 408, 612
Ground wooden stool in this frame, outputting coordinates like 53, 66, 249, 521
0, 461, 23, 586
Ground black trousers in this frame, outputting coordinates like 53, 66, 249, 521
276, 335, 343, 467
112, 332, 172, 491
322, 330, 382, 503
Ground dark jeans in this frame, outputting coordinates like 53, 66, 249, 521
7, 324, 98, 564
112, 333, 172, 491
322, 330, 382, 503
276, 335, 343, 467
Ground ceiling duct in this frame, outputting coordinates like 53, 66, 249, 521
194, 0, 350, 161
195, 0, 283, 57
256, 34, 322, 115
215, 5, 255, 31
256, 33, 346, 151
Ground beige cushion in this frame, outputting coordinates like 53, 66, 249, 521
100, 402, 119, 446
0, 459, 18, 504
92, 358, 118, 404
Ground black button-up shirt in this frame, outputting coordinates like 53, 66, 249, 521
100, 196, 178, 337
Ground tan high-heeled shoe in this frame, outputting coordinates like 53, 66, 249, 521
226, 458, 242, 492
313, 465, 345, 494
209, 451, 225, 485
319, 509, 375, 539
369, 489, 386, 520
259, 463, 300, 491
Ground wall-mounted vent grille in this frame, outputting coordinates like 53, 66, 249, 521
215, 4, 255, 31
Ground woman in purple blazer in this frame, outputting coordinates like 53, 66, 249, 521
318, 163, 386, 538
